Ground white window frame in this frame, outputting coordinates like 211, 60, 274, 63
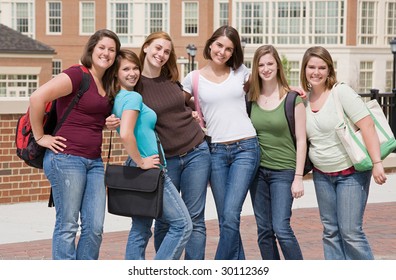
11, 1, 35, 38
385, 1, 396, 43
46, 1, 62, 35
385, 60, 393, 92
182, 1, 199, 36
144, 1, 168, 34
358, 1, 377, 45
52, 60, 62, 78
109, 0, 133, 44
0, 74, 38, 100
80, 1, 96, 35
359, 61, 374, 92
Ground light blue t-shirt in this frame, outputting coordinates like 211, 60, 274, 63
112, 89, 163, 162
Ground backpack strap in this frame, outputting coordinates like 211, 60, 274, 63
284, 91, 299, 148
52, 65, 91, 134
246, 97, 252, 117
192, 70, 205, 128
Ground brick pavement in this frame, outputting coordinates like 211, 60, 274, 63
1, 202, 395, 260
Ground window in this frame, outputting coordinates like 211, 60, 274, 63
80, 2, 95, 35
309, 1, 344, 45
236, 1, 267, 44
0, 74, 38, 99
219, 1, 229, 26
275, 2, 305, 44
109, 1, 133, 44
359, 61, 373, 93
385, 61, 393, 92
235, 1, 344, 46
52, 60, 62, 78
145, 2, 168, 34
183, 2, 198, 35
386, 2, 396, 42
11, 1, 35, 38
47, 2, 62, 34
359, 1, 376, 45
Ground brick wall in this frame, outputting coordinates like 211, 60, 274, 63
0, 114, 128, 205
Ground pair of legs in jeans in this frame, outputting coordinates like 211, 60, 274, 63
210, 137, 260, 260
313, 170, 374, 259
43, 150, 106, 260
154, 141, 211, 259
124, 159, 192, 260
250, 168, 303, 260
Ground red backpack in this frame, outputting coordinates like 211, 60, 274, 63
15, 65, 91, 169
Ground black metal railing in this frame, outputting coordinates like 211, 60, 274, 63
359, 89, 396, 137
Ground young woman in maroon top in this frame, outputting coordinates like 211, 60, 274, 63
29, 29, 121, 260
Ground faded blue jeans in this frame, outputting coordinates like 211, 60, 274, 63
43, 150, 106, 260
125, 158, 192, 260
250, 167, 303, 260
154, 140, 211, 260
313, 169, 374, 260
209, 137, 260, 260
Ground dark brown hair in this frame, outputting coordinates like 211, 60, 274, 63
80, 29, 121, 98
203, 25, 244, 70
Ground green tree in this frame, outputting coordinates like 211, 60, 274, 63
281, 55, 291, 83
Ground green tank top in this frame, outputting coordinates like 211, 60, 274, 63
250, 96, 302, 170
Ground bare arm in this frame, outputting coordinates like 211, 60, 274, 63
119, 110, 160, 170
292, 102, 306, 199
356, 115, 387, 185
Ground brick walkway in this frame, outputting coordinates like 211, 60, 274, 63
1, 202, 395, 260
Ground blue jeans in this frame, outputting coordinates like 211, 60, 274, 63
313, 170, 374, 260
43, 150, 106, 260
125, 159, 192, 260
154, 140, 211, 260
250, 168, 303, 260
209, 137, 260, 260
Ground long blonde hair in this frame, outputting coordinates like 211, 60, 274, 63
249, 45, 290, 102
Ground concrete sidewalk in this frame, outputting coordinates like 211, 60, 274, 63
1, 175, 396, 259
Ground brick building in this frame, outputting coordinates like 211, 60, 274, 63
1, 0, 396, 204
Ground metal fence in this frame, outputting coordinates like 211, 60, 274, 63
359, 89, 396, 137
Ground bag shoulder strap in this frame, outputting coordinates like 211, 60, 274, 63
246, 97, 252, 117
331, 82, 346, 122
106, 130, 165, 166
53, 65, 91, 134
284, 91, 299, 148
192, 70, 205, 128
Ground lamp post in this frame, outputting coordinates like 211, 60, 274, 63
390, 38, 396, 91
189, 44, 197, 71
186, 44, 197, 72
186, 44, 192, 72
241, 37, 247, 54
389, 38, 396, 137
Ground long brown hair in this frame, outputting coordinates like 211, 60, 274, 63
300, 46, 337, 92
139, 31, 179, 82
109, 48, 142, 100
80, 29, 121, 98
249, 45, 290, 102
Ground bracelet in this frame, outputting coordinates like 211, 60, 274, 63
295, 174, 303, 177
373, 160, 382, 164
35, 135, 44, 142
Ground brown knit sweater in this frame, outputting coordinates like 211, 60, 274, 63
136, 75, 204, 157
